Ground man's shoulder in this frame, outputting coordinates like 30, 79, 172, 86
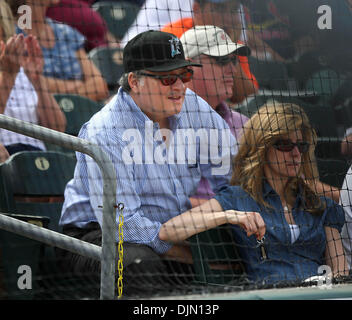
82, 93, 132, 139
183, 90, 229, 127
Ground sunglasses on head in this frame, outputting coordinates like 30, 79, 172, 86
272, 139, 310, 153
139, 69, 194, 86
213, 55, 238, 67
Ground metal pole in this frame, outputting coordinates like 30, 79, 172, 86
0, 115, 117, 300
0, 213, 102, 261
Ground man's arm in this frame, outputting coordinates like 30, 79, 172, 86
83, 130, 173, 255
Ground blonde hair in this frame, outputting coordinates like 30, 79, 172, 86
231, 102, 325, 215
0, 1, 15, 41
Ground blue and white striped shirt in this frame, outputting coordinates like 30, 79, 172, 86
60, 88, 237, 254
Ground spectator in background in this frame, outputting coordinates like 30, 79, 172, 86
0, 0, 66, 155
180, 25, 250, 207
341, 127, 352, 157
121, 0, 193, 47
340, 166, 352, 268
8, 0, 109, 102
88, 0, 145, 6
340, 166, 352, 269
160, 103, 348, 285
161, 0, 258, 104
46, 0, 110, 51
241, 0, 290, 61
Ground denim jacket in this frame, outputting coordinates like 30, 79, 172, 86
215, 182, 345, 285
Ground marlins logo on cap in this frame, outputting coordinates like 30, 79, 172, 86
169, 37, 181, 58
123, 30, 202, 73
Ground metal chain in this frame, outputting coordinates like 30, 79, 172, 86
116, 203, 124, 299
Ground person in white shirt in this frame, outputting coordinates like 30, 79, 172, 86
120, 0, 194, 47
0, 1, 66, 157
340, 167, 352, 268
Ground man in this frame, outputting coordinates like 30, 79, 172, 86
180, 25, 250, 206
58, 30, 237, 297
161, 0, 259, 104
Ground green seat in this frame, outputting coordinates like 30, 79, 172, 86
88, 47, 124, 91
286, 51, 335, 90
189, 225, 246, 285
248, 57, 290, 91
0, 214, 50, 300
238, 94, 339, 136
0, 151, 77, 298
92, 1, 140, 40
0, 151, 76, 232
305, 70, 344, 97
54, 94, 102, 137
48, 94, 102, 153
317, 158, 350, 188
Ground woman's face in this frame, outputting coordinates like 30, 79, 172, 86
264, 130, 309, 183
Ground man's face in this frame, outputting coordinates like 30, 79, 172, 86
135, 67, 191, 123
190, 54, 237, 109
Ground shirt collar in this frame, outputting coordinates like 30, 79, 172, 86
215, 101, 231, 120
262, 179, 305, 206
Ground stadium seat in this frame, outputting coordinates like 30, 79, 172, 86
0, 151, 77, 298
286, 51, 335, 90
189, 225, 247, 285
248, 57, 290, 91
54, 94, 103, 137
88, 47, 124, 91
316, 157, 350, 188
305, 69, 343, 100
92, 1, 140, 40
0, 214, 50, 300
0, 151, 76, 232
237, 93, 339, 136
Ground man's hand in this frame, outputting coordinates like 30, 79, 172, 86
0, 144, 9, 163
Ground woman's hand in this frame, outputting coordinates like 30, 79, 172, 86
21, 35, 44, 84
225, 210, 266, 240
0, 34, 25, 75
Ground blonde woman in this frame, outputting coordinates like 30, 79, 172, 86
8, 0, 109, 102
0, 1, 66, 155
160, 103, 348, 285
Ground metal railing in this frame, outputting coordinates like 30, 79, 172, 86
0, 114, 117, 300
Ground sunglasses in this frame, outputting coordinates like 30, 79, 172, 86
139, 69, 194, 86
213, 55, 238, 67
272, 139, 310, 153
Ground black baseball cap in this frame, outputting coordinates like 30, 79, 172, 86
123, 30, 202, 73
